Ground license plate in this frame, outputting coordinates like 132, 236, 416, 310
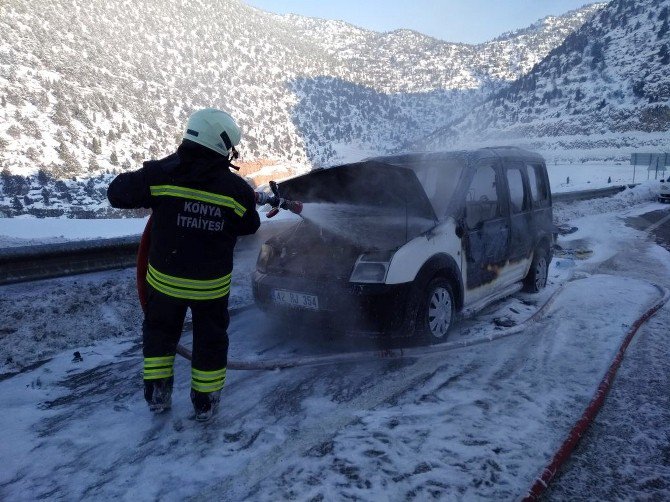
271, 289, 319, 310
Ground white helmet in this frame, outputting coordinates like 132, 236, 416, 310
183, 108, 241, 158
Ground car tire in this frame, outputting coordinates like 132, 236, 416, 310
524, 247, 549, 293
415, 278, 455, 344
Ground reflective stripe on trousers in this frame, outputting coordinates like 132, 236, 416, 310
191, 367, 226, 393
143, 355, 175, 380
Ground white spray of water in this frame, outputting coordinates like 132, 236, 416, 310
299, 202, 435, 249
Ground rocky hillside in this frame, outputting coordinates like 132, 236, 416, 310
428, 0, 670, 162
0, 0, 601, 182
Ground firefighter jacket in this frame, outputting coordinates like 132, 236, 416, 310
107, 140, 261, 300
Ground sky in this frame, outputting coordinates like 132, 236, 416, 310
244, 0, 598, 44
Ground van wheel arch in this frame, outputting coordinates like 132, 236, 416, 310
401, 254, 463, 336
414, 254, 463, 311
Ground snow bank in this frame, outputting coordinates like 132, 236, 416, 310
0, 217, 149, 248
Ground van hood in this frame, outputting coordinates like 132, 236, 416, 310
278, 161, 438, 222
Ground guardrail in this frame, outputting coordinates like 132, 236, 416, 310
0, 236, 140, 285
552, 184, 637, 203
0, 185, 640, 285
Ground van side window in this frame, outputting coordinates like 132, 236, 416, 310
505, 167, 527, 214
526, 163, 548, 202
466, 165, 500, 228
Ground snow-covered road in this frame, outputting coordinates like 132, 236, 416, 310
0, 275, 662, 500
1, 186, 669, 500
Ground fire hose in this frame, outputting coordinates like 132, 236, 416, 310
522, 284, 670, 501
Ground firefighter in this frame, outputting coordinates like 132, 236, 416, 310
107, 108, 261, 421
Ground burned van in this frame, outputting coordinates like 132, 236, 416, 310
252, 147, 553, 342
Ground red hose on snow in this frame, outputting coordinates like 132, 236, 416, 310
523, 285, 670, 501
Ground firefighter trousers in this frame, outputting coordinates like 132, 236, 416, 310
142, 285, 229, 394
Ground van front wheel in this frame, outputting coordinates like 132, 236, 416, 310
416, 278, 455, 343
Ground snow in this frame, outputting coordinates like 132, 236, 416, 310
0, 274, 663, 499
548, 162, 641, 193
0, 216, 149, 247
546, 303, 670, 501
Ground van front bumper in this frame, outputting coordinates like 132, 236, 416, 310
252, 271, 413, 334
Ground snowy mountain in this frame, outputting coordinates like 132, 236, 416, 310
0, 0, 601, 180
427, 0, 670, 162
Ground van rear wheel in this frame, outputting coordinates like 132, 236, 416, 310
416, 278, 455, 343
524, 248, 549, 293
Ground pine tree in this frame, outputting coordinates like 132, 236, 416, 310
41, 188, 50, 205
55, 180, 68, 193
110, 151, 119, 165
1, 168, 21, 196
12, 196, 23, 212
659, 18, 669, 40
590, 41, 605, 70
84, 179, 96, 197
26, 146, 40, 162
660, 44, 670, 65
92, 137, 102, 154
89, 156, 100, 173
37, 169, 49, 186
53, 100, 69, 127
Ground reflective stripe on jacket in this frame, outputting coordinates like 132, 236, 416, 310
107, 140, 260, 298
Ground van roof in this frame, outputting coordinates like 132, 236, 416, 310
368, 146, 545, 169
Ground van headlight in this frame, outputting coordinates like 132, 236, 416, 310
349, 252, 394, 283
256, 244, 275, 274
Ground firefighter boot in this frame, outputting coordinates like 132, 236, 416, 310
144, 377, 173, 413
191, 389, 221, 422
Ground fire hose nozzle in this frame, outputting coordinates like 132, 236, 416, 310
265, 199, 303, 218
256, 181, 303, 218
284, 200, 303, 215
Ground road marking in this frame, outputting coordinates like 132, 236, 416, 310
644, 211, 670, 234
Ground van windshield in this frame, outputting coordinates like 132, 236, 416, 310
383, 155, 466, 219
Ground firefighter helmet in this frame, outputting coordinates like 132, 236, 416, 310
183, 108, 241, 158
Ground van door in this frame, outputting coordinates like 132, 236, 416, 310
503, 160, 534, 281
525, 160, 553, 240
462, 161, 510, 303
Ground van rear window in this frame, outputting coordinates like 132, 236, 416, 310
526, 163, 548, 202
